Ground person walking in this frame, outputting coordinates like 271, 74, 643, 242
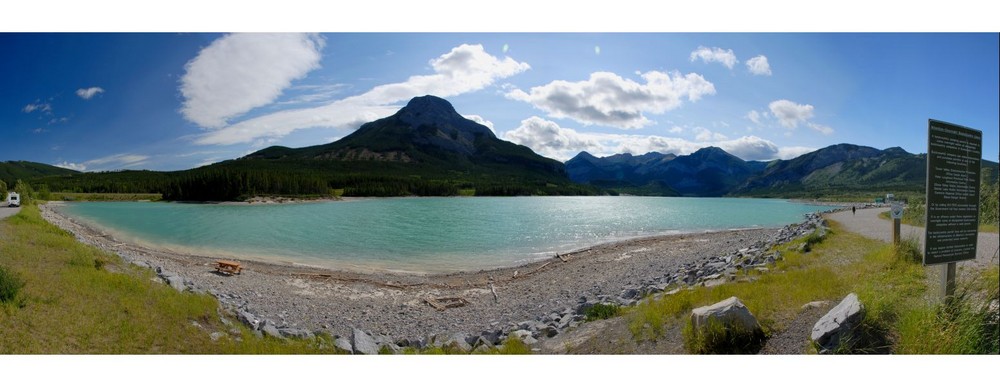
852, 206, 856, 216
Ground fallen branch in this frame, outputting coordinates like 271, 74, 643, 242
489, 283, 499, 303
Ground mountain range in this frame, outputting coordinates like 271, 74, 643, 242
5, 95, 998, 199
567, 143, 998, 197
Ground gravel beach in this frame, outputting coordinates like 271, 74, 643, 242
39, 202, 829, 346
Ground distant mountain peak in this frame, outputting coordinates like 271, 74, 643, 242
400, 95, 457, 114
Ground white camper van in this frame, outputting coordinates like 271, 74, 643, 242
7, 192, 20, 207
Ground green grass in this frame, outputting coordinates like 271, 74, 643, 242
0, 205, 338, 354
52, 192, 162, 202
893, 266, 999, 354
628, 226, 862, 343
625, 220, 998, 354
583, 303, 621, 321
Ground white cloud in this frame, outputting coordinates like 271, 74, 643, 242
777, 146, 817, 160
57, 153, 150, 172
668, 126, 684, 134
76, 87, 105, 100
594, 46, 601, 55
180, 33, 326, 128
746, 55, 772, 76
277, 84, 349, 105
768, 99, 814, 128
86, 153, 150, 170
506, 70, 715, 129
501, 116, 802, 161
23, 102, 52, 114
463, 114, 495, 133
32, 127, 46, 134
690, 46, 738, 69
808, 122, 835, 135
55, 162, 86, 172
694, 127, 729, 142
195, 44, 530, 146
746, 110, 763, 125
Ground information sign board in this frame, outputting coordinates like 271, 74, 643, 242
924, 119, 981, 265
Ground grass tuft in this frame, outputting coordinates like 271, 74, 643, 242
683, 318, 767, 354
584, 303, 621, 321
0, 265, 25, 305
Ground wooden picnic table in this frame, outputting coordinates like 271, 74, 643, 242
215, 260, 242, 275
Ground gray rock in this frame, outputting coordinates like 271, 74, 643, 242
352, 328, 379, 355
260, 320, 283, 339
509, 330, 537, 345
690, 296, 762, 334
279, 327, 315, 340
479, 330, 502, 345
436, 332, 472, 352
209, 332, 226, 341
811, 293, 864, 353
160, 273, 188, 292
620, 287, 641, 300
334, 336, 353, 353
237, 309, 260, 330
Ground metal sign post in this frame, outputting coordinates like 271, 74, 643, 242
890, 201, 903, 246
924, 119, 982, 305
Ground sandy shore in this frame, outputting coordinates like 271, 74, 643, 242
39, 202, 828, 343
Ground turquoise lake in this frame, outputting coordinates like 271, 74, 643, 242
59, 197, 838, 273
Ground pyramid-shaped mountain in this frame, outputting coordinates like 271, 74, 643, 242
246, 95, 564, 175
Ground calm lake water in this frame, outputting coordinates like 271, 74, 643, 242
60, 197, 838, 273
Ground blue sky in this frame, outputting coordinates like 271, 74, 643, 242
1, 33, 997, 172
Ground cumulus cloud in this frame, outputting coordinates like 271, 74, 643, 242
694, 127, 728, 142
463, 114, 495, 133
746, 110, 763, 125
195, 44, 530, 146
746, 55, 772, 76
506, 71, 715, 129
23, 102, 52, 114
690, 46, 738, 69
55, 162, 86, 172
501, 116, 803, 161
76, 87, 105, 100
768, 99, 814, 128
180, 33, 326, 128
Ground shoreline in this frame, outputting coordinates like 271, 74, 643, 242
39, 202, 836, 349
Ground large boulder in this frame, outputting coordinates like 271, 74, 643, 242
690, 296, 762, 334
352, 328, 379, 355
688, 296, 765, 353
811, 293, 864, 353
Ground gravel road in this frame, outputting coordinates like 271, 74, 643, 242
827, 207, 999, 269
0, 206, 20, 221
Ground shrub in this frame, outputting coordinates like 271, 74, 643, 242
0, 265, 25, 304
584, 303, 621, 321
